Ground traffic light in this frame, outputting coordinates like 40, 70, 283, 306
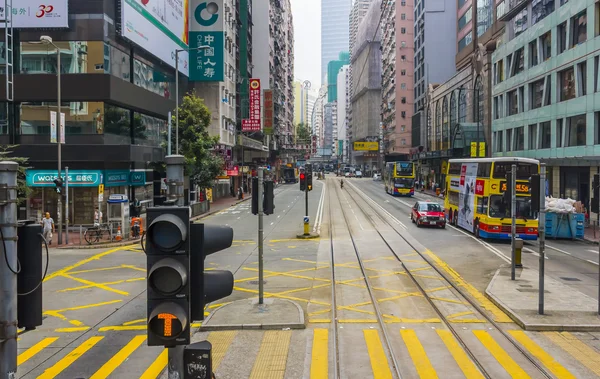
264, 180, 274, 215
503, 171, 513, 206
300, 172, 306, 191
307, 171, 313, 192
190, 223, 234, 321
592, 174, 600, 212
145, 206, 191, 347
251, 177, 259, 215
529, 174, 540, 212
53, 177, 64, 195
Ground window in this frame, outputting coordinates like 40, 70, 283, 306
493, 95, 503, 119
530, 79, 544, 109
477, 0, 493, 36
571, 11, 587, 47
401, 83, 407, 89
512, 48, 524, 75
458, 32, 472, 51
401, 13, 406, 20
401, 55, 406, 61
514, 126, 525, 151
597, 2, 600, 37
401, 69, 406, 76
541, 31, 551, 61
458, 8, 472, 30
506, 129, 513, 151
401, 97, 407, 103
401, 111, 406, 118
401, 27, 406, 34
529, 40, 538, 67
401, 41, 406, 47
401, 0, 406, 5
596, 56, 600, 92
508, 89, 518, 115
566, 114, 586, 146
401, 125, 406, 131
518, 86, 525, 113
495, 131, 504, 152
528, 124, 537, 150
531, 0, 554, 25
559, 67, 575, 101
496, 60, 504, 83
577, 61, 587, 96
595, 112, 600, 144
558, 22, 567, 54
539, 121, 551, 148
556, 119, 563, 147
458, 88, 467, 122
513, 10, 528, 37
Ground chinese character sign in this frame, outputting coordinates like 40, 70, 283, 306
189, 0, 224, 81
263, 90, 274, 135
242, 79, 261, 132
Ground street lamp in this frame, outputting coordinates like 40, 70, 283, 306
40, 35, 63, 245
174, 45, 210, 155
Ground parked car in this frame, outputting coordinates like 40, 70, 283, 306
373, 173, 381, 181
411, 201, 446, 228
355, 170, 363, 178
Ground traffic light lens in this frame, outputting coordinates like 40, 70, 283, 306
148, 302, 187, 341
150, 266, 184, 294
148, 214, 188, 251
300, 174, 305, 179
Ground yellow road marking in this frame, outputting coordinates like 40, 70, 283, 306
207, 331, 237, 370
308, 308, 331, 317
269, 238, 319, 242
249, 330, 292, 379
99, 325, 146, 332
424, 250, 512, 322
446, 311, 475, 319
61, 274, 129, 296
38, 336, 103, 379
428, 296, 467, 305
310, 329, 328, 379
426, 285, 453, 293
400, 329, 438, 378
472, 330, 530, 378
363, 330, 393, 379
447, 319, 486, 324
17, 337, 58, 366
509, 331, 576, 379
123, 318, 146, 326
44, 246, 127, 282
339, 319, 378, 323
140, 349, 167, 379
383, 316, 441, 323
232, 286, 330, 306
55, 327, 90, 333
309, 319, 331, 323
436, 330, 484, 379
67, 266, 128, 275
282, 258, 318, 264
409, 266, 433, 272
69, 319, 84, 326
544, 332, 600, 376
44, 300, 122, 315
90, 335, 147, 379
120, 264, 146, 272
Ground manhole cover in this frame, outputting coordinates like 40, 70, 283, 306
560, 277, 581, 282
248, 280, 267, 285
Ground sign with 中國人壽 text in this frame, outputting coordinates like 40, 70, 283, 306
189, 0, 224, 81
242, 79, 261, 132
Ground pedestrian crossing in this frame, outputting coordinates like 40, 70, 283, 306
15, 327, 600, 378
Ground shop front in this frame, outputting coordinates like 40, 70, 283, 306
26, 169, 149, 225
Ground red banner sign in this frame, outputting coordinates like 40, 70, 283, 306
242, 78, 261, 132
226, 166, 239, 177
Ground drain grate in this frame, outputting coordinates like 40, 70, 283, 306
248, 280, 267, 285
560, 277, 581, 282
517, 288, 550, 293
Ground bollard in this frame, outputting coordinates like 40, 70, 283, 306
303, 216, 310, 236
515, 237, 524, 268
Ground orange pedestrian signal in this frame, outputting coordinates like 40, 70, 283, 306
158, 313, 177, 337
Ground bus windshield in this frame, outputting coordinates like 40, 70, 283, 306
396, 162, 413, 176
488, 195, 535, 220
394, 178, 413, 188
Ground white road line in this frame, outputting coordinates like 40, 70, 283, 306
587, 249, 599, 254
587, 259, 598, 265
347, 181, 407, 229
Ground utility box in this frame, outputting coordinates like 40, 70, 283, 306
17, 221, 43, 329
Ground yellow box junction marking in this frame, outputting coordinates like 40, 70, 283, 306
472, 330, 531, 378
544, 331, 600, 376
310, 329, 329, 379
400, 329, 438, 378
44, 299, 122, 330
509, 331, 576, 379
55, 327, 91, 333
61, 273, 129, 296
249, 330, 292, 379
90, 335, 147, 379
436, 330, 484, 379
37, 336, 104, 379
207, 331, 238, 370
17, 337, 59, 366
140, 349, 167, 379
44, 246, 127, 282
363, 329, 393, 379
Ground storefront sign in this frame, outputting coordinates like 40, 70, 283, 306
242, 79, 261, 132
26, 170, 103, 187
189, 0, 224, 81
353, 142, 379, 151
263, 89, 273, 135
105, 170, 147, 187
226, 166, 239, 176
0, 0, 69, 28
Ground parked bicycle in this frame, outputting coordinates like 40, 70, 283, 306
84, 223, 113, 245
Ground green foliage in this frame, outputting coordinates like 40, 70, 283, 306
296, 123, 310, 142
0, 145, 30, 204
103, 105, 147, 140
171, 92, 223, 190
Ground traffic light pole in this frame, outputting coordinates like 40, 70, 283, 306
258, 168, 264, 305
65, 166, 69, 245
510, 164, 517, 281
0, 162, 18, 378
538, 163, 546, 315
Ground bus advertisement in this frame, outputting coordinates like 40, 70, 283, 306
384, 161, 415, 196
444, 157, 540, 240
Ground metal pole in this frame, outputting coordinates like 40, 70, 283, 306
539, 164, 546, 314
305, 183, 308, 217
511, 164, 516, 281
0, 161, 18, 378
167, 111, 172, 155
65, 166, 69, 245
258, 167, 264, 304
167, 346, 185, 379
56, 45, 62, 246
175, 50, 179, 156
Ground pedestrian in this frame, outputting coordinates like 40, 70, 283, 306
94, 207, 103, 226
41, 212, 55, 246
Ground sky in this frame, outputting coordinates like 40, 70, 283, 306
290, 0, 322, 89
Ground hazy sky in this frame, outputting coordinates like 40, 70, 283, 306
290, 0, 322, 88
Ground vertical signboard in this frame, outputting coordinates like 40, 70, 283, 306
189, 0, 224, 81
242, 79, 261, 132
263, 89, 274, 135
60, 112, 66, 144
458, 162, 478, 233
50, 111, 57, 143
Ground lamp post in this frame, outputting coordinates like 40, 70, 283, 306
40, 35, 63, 245
174, 46, 210, 155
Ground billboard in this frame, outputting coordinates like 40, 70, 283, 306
263, 90, 274, 135
353, 141, 379, 151
189, 0, 224, 81
0, 0, 69, 28
121, 0, 189, 75
242, 79, 261, 132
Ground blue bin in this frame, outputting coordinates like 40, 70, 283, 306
545, 212, 584, 239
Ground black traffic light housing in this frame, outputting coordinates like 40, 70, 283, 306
190, 223, 234, 321
592, 174, 600, 211
300, 172, 306, 191
252, 177, 259, 215
503, 172, 513, 207
145, 206, 191, 347
529, 174, 540, 213
264, 180, 274, 215
53, 178, 64, 196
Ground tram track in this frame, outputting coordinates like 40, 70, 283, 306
340, 178, 555, 379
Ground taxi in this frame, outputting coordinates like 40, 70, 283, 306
410, 201, 446, 228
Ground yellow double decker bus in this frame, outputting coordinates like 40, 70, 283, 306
444, 157, 540, 240
384, 161, 415, 197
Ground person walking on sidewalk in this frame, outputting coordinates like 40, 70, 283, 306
42, 212, 55, 246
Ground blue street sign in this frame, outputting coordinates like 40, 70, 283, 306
303, 216, 309, 224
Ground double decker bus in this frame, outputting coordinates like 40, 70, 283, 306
384, 161, 415, 196
444, 157, 540, 240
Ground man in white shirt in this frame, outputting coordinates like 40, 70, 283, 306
41, 212, 55, 245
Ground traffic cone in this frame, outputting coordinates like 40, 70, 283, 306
116, 226, 122, 241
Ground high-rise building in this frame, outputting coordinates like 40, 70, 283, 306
327, 52, 350, 102
293, 80, 319, 131
321, 0, 353, 83
336, 65, 350, 161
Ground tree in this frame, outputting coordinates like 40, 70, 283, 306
170, 92, 223, 190
296, 123, 310, 142
0, 145, 30, 204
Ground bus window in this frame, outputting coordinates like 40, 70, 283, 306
449, 191, 459, 206
488, 195, 534, 219
394, 178, 414, 188
476, 163, 491, 177
492, 162, 537, 179
448, 163, 462, 175
477, 197, 489, 215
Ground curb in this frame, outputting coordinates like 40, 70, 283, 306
57, 240, 139, 250
484, 269, 600, 332
191, 197, 250, 222
296, 233, 320, 239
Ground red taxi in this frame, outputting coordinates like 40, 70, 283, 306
410, 201, 446, 228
